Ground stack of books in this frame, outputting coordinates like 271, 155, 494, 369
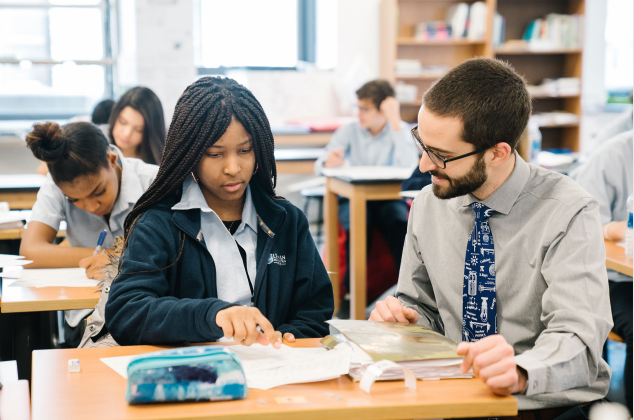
527, 78, 581, 97
521, 14, 584, 50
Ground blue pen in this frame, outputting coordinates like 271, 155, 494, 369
93, 229, 107, 255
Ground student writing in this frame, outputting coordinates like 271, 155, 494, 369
21, 121, 159, 338
105, 77, 334, 347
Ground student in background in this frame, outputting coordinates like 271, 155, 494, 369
35, 99, 117, 176
21, 121, 159, 345
370, 58, 611, 417
108, 86, 166, 165
105, 77, 334, 347
314, 79, 419, 318
573, 130, 633, 414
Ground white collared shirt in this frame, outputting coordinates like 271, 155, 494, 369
172, 177, 258, 307
31, 145, 159, 249
30, 145, 159, 326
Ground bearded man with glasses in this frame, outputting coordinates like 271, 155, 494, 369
369, 58, 612, 420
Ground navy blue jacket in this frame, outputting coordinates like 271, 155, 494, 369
105, 180, 334, 345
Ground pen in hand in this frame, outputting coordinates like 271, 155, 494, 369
93, 229, 107, 255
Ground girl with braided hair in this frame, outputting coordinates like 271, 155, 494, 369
104, 77, 334, 347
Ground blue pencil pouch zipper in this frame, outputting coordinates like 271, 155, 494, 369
125, 346, 248, 404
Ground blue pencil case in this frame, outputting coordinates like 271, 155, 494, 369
125, 346, 248, 404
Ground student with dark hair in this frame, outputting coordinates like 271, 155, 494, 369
105, 77, 334, 347
370, 58, 611, 417
91, 99, 115, 125
315, 79, 419, 318
109, 86, 166, 165
21, 121, 159, 340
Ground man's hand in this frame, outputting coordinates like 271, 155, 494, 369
216, 306, 282, 348
379, 97, 402, 131
79, 252, 113, 280
457, 335, 527, 396
324, 147, 345, 168
368, 296, 419, 324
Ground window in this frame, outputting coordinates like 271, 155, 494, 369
604, 0, 633, 91
0, 0, 114, 119
196, 0, 337, 71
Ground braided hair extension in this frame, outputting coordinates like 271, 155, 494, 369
119, 77, 278, 270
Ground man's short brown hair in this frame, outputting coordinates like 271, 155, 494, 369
423, 58, 531, 151
356, 79, 395, 110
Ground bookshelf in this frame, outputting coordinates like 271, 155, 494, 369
381, 0, 585, 152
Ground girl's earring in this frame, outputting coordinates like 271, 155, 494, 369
253, 164, 258, 175
191, 172, 198, 183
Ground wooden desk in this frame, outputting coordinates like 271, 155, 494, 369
1, 279, 100, 313
274, 148, 323, 174
324, 177, 403, 319
0, 174, 46, 210
605, 239, 633, 277
0, 228, 66, 241
31, 339, 517, 420
273, 132, 332, 148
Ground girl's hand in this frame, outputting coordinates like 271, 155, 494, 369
283, 333, 295, 343
79, 252, 113, 279
216, 306, 282, 348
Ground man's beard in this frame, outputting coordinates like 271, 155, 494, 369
430, 156, 487, 200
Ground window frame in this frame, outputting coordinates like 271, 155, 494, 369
0, 0, 116, 120
194, 0, 321, 74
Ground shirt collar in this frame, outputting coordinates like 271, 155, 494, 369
172, 176, 211, 212
461, 151, 531, 215
110, 145, 145, 205
172, 177, 258, 234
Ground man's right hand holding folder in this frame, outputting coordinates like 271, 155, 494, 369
369, 296, 527, 397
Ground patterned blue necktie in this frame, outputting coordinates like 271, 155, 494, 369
462, 202, 496, 342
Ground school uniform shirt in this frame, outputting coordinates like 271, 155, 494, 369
572, 130, 633, 282
314, 121, 419, 172
171, 177, 257, 307
105, 177, 334, 345
397, 153, 612, 410
30, 145, 159, 326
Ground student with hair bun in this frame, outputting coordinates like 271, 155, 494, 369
109, 86, 166, 165
105, 77, 334, 347
21, 121, 159, 340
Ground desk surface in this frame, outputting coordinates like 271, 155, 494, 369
1, 278, 100, 313
605, 239, 633, 277
32, 339, 516, 420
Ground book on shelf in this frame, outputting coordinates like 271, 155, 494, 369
323, 320, 473, 382
493, 13, 505, 48
521, 13, 584, 50
445, 2, 487, 41
527, 78, 581, 97
530, 112, 580, 127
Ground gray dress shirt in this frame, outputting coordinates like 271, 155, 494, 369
397, 153, 612, 410
572, 130, 633, 282
314, 120, 419, 173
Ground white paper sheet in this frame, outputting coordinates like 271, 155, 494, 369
2, 268, 99, 288
0, 260, 32, 268
101, 344, 352, 391
0, 254, 24, 263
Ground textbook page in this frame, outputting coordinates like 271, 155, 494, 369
101, 344, 351, 390
1, 268, 99, 288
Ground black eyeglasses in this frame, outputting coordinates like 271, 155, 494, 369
410, 126, 490, 169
